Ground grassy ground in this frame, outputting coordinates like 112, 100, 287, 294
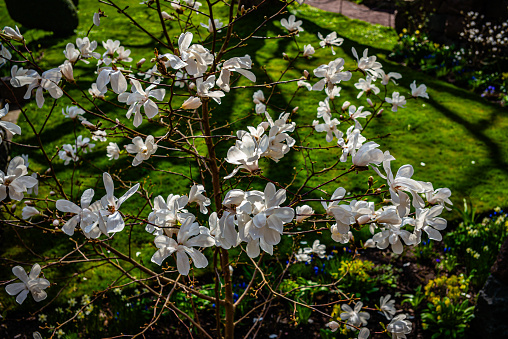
1, 0, 508, 322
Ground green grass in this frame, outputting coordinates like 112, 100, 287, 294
1, 0, 508, 318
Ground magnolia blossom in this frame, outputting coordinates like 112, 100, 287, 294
125, 135, 157, 166
96, 67, 127, 94
0, 104, 21, 143
380, 294, 396, 320
352, 47, 382, 77
317, 31, 344, 55
386, 92, 406, 112
413, 205, 447, 242
76, 135, 95, 153
146, 194, 191, 236
348, 105, 371, 129
93, 12, 101, 26
209, 211, 239, 249
410, 81, 429, 99
303, 44, 315, 57
426, 187, 453, 210
56, 189, 98, 236
11, 68, 63, 108
354, 76, 380, 98
106, 142, 121, 160
387, 314, 412, 339
340, 302, 370, 330
295, 205, 314, 223
280, 15, 304, 34
88, 83, 107, 99
63, 43, 80, 63
178, 32, 213, 76
118, 79, 165, 127
313, 113, 342, 142
62, 105, 86, 120
304, 239, 326, 258
151, 216, 215, 275
253, 90, 266, 114
103, 39, 121, 58
5, 264, 49, 304
22, 205, 40, 220
188, 184, 211, 214
3, 26, 23, 42
224, 132, 267, 179
58, 144, 79, 165
181, 96, 202, 109
352, 141, 384, 167
59, 61, 74, 82
313, 58, 352, 92
0, 43, 12, 66
196, 75, 225, 103
372, 222, 414, 254
217, 55, 256, 92
378, 69, 402, 85
200, 18, 224, 32
97, 172, 139, 234
0, 156, 37, 201
326, 321, 340, 332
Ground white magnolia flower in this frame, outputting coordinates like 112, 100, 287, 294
348, 105, 371, 129
385, 92, 406, 112
196, 75, 225, 103
63, 43, 80, 63
209, 211, 239, 249
304, 239, 326, 258
178, 32, 213, 76
426, 187, 453, 211
352, 141, 384, 167
313, 113, 342, 143
97, 172, 140, 234
261, 112, 296, 162
200, 18, 224, 32
118, 79, 165, 127
252, 90, 267, 114
244, 183, 295, 257
378, 69, 402, 85
313, 58, 352, 92
62, 105, 86, 120
76, 37, 101, 61
88, 83, 107, 99
387, 314, 412, 339
146, 194, 191, 236
56, 189, 99, 237
5, 264, 49, 304
103, 39, 121, 58
357, 328, 370, 339
0, 156, 37, 201
125, 135, 157, 166
410, 81, 429, 99
317, 31, 344, 55
181, 96, 202, 109
58, 144, 79, 165
372, 222, 414, 254
106, 142, 121, 160
91, 130, 107, 142
295, 205, 314, 223
96, 67, 127, 95
295, 248, 311, 262
3, 26, 23, 42
352, 47, 382, 77
380, 294, 396, 320
93, 12, 101, 26
188, 184, 211, 214
303, 44, 315, 58
59, 61, 74, 82
115, 46, 133, 63
414, 205, 447, 241
339, 126, 366, 162
217, 55, 256, 92
0, 43, 12, 66
11, 68, 63, 108
326, 321, 340, 332
224, 132, 267, 179
76, 135, 95, 153
340, 302, 370, 330
151, 215, 215, 275
297, 80, 312, 91
0, 103, 21, 143
22, 205, 40, 220
280, 15, 304, 34
354, 76, 380, 99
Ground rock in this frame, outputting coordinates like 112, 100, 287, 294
4, 0, 78, 37
472, 236, 508, 337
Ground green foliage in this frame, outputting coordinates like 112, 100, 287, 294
444, 204, 508, 287
401, 285, 425, 310
280, 277, 330, 324
421, 299, 475, 338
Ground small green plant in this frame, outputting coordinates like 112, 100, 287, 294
402, 285, 425, 310
421, 298, 475, 338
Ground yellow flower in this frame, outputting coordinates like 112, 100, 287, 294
402, 28, 408, 34
415, 30, 420, 35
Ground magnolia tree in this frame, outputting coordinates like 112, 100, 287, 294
0, 0, 452, 338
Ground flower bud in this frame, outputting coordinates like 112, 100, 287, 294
292, 106, 299, 113
53, 220, 60, 227
377, 108, 384, 117
11, 204, 16, 212
366, 98, 374, 107
303, 70, 310, 79
282, 52, 289, 60
49, 191, 56, 196
342, 101, 351, 111
161, 11, 170, 20
136, 58, 146, 68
